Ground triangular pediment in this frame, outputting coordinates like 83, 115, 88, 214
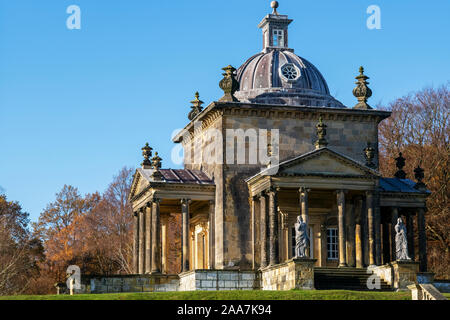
128, 169, 150, 201
277, 148, 379, 177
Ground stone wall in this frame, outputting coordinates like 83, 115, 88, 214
179, 270, 260, 291
81, 275, 179, 294
261, 258, 316, 290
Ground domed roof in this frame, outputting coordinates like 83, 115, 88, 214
233, 5, 344, 108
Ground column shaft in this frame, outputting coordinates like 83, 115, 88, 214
181, 199, 190, 272
374, 193, 382, 266
366, 191, 376, 266
145, 204, 152, 274
208, 200, 215, 269
251, 197, 256, 270
133, 212, 139, 273
337, 190, 347, 267
268, 189, 279, 266
299, 187, 309, 226
347, 202, 356, 267
355, 197, 364, 268
382, 222, 390, 264
259, 194, 268, 268
138, 209, 145, 274
407, 213, 416, 260
151, 199, 161, 273
417, 208, 427, 272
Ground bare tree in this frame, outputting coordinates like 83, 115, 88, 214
378, 83, 450, 278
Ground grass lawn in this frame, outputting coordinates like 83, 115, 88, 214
0, 290, 412, 300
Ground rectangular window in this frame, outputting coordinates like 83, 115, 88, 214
273, 29, 284, 47
327, 228, 338, 260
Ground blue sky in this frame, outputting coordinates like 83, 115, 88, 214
0, 0, 449, 221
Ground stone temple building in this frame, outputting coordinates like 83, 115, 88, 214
120, 3, 432, 292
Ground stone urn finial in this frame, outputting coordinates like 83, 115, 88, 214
394, 152, 407, 179
219, 65, 239, 102
414, 165, 427, 191
364, 142, 376, 168
141, 143, 153, 169
315, 116, 328, 149
188, 91, 204, 120
151, 152, 163, 180
352, 66, 373, 110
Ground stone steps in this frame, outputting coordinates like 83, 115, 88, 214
314, 267, 392, 291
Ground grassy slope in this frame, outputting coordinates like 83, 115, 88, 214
0, 290, 413, 300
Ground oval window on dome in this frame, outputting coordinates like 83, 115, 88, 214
280, 63, 300, 81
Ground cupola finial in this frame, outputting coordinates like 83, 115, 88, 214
271, 1, 279, 15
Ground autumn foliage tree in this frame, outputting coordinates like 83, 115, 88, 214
0, 195, 44, 295
29, 167, 134, 294
378, 84, 449, 278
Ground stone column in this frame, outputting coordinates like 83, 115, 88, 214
391, 207, 399, 261
299, 187, 309, 226
208, 200, 215, 270
337, 190, 347, 267
382, 222, 390, 264
417, 208, 427, 272
145, 203, 152, 274
319, 222, 327, 267
181, 198, 190, 273
133, 212, 139, 273
406, 213, 416, 261
161, 216, 167, 273
151, 198, 161, 273
366, 191, 376, 266
251, 196, 256, 270
268, 188, 279, 266
354, 196, 364, 268
346, 201, 356, 267
259, 192, 268, 268
138, 208, 145, 274
374, 193, 382, 266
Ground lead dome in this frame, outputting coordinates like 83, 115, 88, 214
234, 4, 344, 108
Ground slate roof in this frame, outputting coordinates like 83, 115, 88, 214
379, 177, 429, 194
138, 168, 214, 185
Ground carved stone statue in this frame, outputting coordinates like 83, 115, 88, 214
294, 216, 310, 258
395, 217, 411, 261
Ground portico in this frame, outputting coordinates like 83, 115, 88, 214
246, 147, 430, 272
129, 166, 215, 275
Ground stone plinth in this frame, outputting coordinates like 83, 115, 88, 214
391, 260, 419, 291
179, 270, 260, 291
261, 258, 316, 291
